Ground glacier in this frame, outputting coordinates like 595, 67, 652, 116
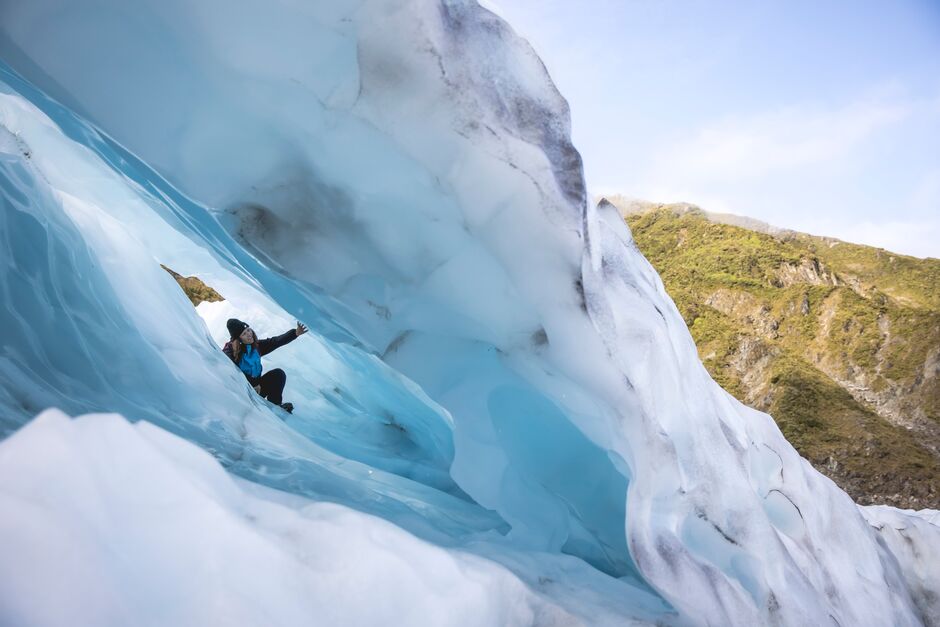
0, 0, 938, 625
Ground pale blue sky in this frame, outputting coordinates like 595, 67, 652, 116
486, 0, 940, 258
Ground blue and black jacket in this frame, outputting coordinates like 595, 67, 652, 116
222, 329, 298, 385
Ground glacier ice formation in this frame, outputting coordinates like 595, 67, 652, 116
0, 0, 938, 625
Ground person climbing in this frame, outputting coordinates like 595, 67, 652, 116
223, 318, 308, 414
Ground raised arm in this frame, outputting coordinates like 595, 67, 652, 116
256, 322, 307, 356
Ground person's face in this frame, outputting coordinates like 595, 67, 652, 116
239, 327, 255, 344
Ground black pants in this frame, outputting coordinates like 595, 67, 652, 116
256, 368, 286, 405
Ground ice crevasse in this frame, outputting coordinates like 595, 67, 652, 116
0, 0, 938, 625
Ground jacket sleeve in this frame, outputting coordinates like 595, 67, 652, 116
222, 341, 236, 363
256, 329, 298, 357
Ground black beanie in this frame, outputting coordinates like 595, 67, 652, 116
227, 318, 249, 339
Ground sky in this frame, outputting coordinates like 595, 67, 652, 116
484, 0, 940, 258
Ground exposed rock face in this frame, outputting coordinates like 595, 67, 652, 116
773, 258, 838, 288
614, 200, 940, 510
161, 265, 224, 306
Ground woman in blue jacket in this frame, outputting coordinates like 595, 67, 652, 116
223, 318, 307, 413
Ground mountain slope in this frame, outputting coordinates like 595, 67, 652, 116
612, 199, 940, 509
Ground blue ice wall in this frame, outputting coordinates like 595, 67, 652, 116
0, 65, 507, 544
0, 63, 655, 598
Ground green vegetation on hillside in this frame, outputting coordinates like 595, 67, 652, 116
620, 204, 940, 509
790, 233, 940, 309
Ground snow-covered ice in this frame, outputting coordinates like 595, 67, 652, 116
0, 0, 938, 625
0, 409, 577, 627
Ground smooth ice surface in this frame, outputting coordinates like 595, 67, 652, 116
0, 0, 938, 624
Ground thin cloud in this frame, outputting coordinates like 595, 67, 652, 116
618, 89, 940, 258
911, 168, 940, 211
648, 96, 911, 183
